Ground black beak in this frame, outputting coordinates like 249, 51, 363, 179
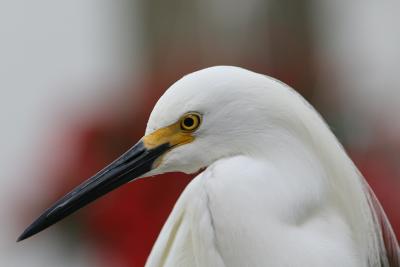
17, 140, 170, 242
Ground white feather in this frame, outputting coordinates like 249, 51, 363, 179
144, 66, 399, 266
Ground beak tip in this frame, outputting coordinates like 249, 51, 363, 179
17, 225, 36, 242
17, 216, 48, 242
17, 229, 30, 242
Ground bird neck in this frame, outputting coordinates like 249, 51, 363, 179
250, 86, 393, 266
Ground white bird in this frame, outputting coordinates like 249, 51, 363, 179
19, 66, 399, 267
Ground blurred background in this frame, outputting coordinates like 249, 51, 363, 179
1, 0, 399, 266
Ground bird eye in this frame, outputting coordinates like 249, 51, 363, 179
180, 112, 202, 132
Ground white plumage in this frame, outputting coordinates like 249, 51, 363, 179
18, 66, 399, 266
143, 66, 399, 266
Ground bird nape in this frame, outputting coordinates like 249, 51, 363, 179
18, 66, 400, 267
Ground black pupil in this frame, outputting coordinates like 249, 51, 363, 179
184, 117, 195, 128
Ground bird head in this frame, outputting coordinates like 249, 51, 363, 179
18, 66, 284, 241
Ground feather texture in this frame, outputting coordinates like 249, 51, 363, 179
144, 66, 399, 266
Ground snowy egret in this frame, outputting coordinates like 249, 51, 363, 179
19, 66, 399, 267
